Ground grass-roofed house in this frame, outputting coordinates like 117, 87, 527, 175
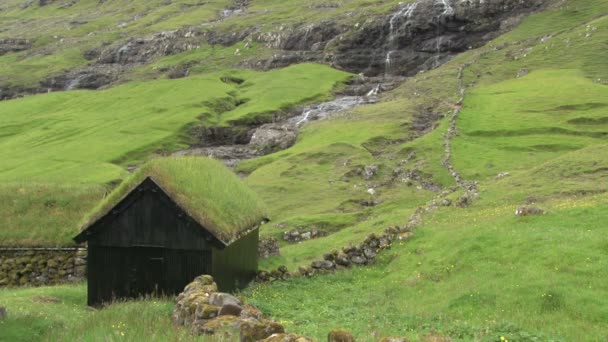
74, 157, 267, 306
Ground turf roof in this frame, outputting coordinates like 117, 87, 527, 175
79, 156, 268, 245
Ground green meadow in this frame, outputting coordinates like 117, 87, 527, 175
0, 63, 349, 246
0, 0, 607, 340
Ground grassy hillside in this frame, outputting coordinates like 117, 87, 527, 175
0, 0, 607, 341
0, 63, 349, 246
0, 0, 401, 89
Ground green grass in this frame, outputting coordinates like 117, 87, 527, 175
0, 284, 206, 342
82, 156, 268, 244
239, 0, 608, 340
245, 194, 608, 341
1, 0, 608, 340
452, 69, 608, 181
0, 63, 349, 245
0, 183, 106, 246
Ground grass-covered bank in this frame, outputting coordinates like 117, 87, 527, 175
0, 63, 349, 246
245, 193, 608, 341
0, 284, 204, 342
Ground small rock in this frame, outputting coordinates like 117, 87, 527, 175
363, 164, 378, 180
378, 338, 410, 342
496, 171, 510, 178
363, 248, 377, 259
311, 260, 334, 269
367, 188, 376, 195
351, 256, 366, 265
515, 205, 546, 216
516, 68, 529, 77
328, 329, 355, 342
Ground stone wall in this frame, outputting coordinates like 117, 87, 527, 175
0, 247, 86, 287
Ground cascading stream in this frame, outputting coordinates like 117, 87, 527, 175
385, 2, 418, 75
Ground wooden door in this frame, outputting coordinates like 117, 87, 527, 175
131, 246, 165, 298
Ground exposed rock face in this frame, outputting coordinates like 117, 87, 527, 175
333, 0, 547, 76
41, 65, 125, 91
249, 123, 298, 153
0, 38, 31, 55
96, 29, 203, 65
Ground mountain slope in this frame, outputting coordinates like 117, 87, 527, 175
0, 0, 607, 340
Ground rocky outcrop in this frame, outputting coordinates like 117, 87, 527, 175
41, 65, 126, 91
333, 0, 547, 76
0, 38, 31, 55
249, 123, 298, 153
95, 29, 203, 65
0, 248, 86, 287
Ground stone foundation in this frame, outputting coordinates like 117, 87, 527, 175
0, 247, 86, 287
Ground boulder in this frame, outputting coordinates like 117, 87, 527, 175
328, 329, 355, 342
240, 320, 285, 342
209, 292, 242, 307
250, 123, 298, 153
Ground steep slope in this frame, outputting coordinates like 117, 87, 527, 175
240, 0, 608, 340
0, 0, 607, 340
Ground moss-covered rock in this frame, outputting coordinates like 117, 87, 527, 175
195, 304, 220, 320
240, 320, 285, 342
328, 329, 355, 342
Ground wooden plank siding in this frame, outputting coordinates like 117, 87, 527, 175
211, 228, 259, 292
88, 246, 211, 306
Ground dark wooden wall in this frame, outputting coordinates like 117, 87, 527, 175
211, 228, 259, 292
87, 245, 210, 306
86, 178, 214, 250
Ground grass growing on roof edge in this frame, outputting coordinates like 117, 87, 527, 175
80, 156, 268, 244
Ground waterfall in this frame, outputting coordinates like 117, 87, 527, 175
366, 84, 381, 97
65, 76, 83, 91
385, 2, 418, 75
437, 0, 454, 16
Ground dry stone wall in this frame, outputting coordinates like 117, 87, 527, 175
0, 247, 86, 287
